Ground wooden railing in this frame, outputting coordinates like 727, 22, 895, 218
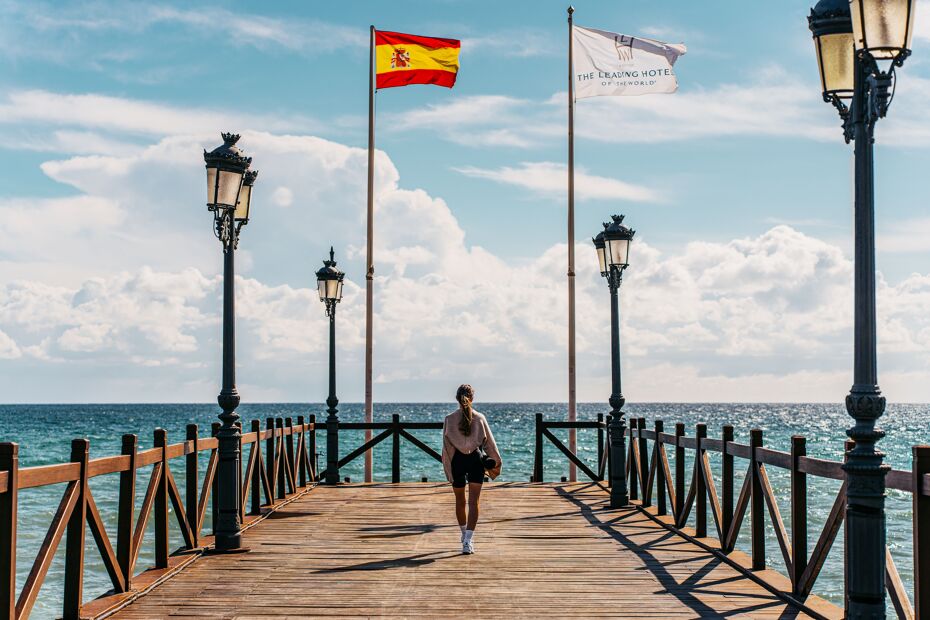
323, 415, 444, 483
0, 415, 318, 620
621, 416, 928, 619
532, 413, 608, 483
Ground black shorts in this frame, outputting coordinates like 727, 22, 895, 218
451, 450, 484, 488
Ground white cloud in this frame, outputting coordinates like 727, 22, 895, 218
912, 1, 930, 43
569, 67, 834, 143
0, 2, 366, 57
385, 95, 544, 148
879, 217, 930, 253
272, 187, 294, 208
2, 129, 930, 402
386, 69, 837, 148
460, 29, 558, 58
0, 329, 21, 360
0, 90, 316, 140
9, 130, 143, 156
146, 7, 366, 54
454, 161, 660, 202
387, 66, 930, 149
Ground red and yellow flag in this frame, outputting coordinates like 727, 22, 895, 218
375, 30, 461, 90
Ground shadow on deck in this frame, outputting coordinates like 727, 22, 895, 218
106, 482, 841, 619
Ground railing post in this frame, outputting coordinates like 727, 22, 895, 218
236, 421, 243, 521
116, 434, 136, 591
913, 446, 930, 618
211, 422, 220, 534
750, 428, 765, 571
629, 418, 639, 501
655, 420, 666, 516
250, 420, 262, 515
285, 417, 295, 494
638, 418, 649, 507
392, 414, 401, 484
534, 413, 543, 483
297, 415, 307, 488
265, 418, 275, 502
790, 435, 807, 594
0, 443, 18, 619
308, 414, 317, 482
153, 429, 169, 569
722, 425, 734, 549
605, 414, 612, 487
63, 438, 89, 620
695, 423, 707, 538
597, 413, 605, 481
674, 423, 685, 524
186, 424, 199, 548
276, 418, 286, 498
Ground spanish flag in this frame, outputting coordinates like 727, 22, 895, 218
375, 30, 461, 90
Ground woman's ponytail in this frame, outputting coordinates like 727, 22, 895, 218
456, 384, 475, 436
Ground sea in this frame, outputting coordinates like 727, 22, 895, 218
1, 402, 927, 618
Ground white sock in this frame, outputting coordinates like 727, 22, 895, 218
464, 529, 474, 542
459, 525, 466, 536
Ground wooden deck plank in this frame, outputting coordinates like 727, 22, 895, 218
108, 482, 838, 619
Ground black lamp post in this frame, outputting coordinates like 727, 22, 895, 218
203, 133, 256, 552
594, 215, 634, 509
809, 0, 914, 614
316, 247, 345, 485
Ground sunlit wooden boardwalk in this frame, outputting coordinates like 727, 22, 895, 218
108, 482, 839, 619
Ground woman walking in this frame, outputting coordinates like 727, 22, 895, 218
442, 384, 502, 554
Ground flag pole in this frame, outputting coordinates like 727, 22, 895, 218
567, 5, 577, 482
364, 24, 375, 483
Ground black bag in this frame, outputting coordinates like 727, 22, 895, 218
478, 444, 496, 471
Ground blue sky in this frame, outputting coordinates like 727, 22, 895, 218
1, 0, 930, 403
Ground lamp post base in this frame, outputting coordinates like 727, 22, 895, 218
610, 494, 629, 510
206, 544, 250, 555
608, 403, 628, 509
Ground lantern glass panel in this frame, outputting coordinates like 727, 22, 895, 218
326, 279, 342, 301
206, 167, 218, 205
235, 184, 251, 221
815, 32, 855, 97
596, 245, 607, 274
317, 279, 327, 302
851, 0, 915, 57
607, 238, 630, 268
216, 169, 244, 208
336, 280, 344, 301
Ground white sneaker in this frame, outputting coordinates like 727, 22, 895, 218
462, 539, 475, 555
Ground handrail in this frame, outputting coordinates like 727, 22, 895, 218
533, 412, 927, 618
0, 415, 320, 619
533, 413, 607, 483
623, 416, 926, 620
320, 414, 443, 483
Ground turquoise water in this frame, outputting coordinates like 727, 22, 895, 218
1, 402, 927, 618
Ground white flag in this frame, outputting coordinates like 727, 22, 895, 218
572, 26, 686, 99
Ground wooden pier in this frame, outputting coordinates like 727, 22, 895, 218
2, 414, 928, 618
108, 482, 838, 619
